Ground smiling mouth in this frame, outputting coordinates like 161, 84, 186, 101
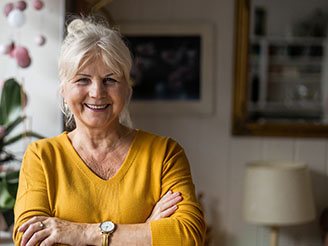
85, 104, 110, 110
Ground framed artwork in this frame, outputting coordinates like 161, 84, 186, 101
119, 23, 214, 115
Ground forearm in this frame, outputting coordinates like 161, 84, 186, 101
87, 222, 151, 246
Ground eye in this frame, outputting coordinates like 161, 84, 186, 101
76, 78, 90, 85
104, 77, 118, 84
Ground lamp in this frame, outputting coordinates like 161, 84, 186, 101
242, 160, 316, 246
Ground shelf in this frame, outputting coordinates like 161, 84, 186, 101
269, 56, 322, 65
250, 35, 326, 45
248, 102, 322, 121
268, 74, 321, 83
248, 35, 326, 119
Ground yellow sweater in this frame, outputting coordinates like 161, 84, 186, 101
14, 130, 206, 245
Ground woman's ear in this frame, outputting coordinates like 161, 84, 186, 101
60, 84, 65, 96
59, 86, 68, 104
126, 85, 132, 101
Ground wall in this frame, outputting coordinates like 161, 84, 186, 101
109, 0, 328, 246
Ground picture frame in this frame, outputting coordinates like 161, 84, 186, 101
118, 23, 214, 115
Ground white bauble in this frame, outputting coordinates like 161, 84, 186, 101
0, 44, 10, 55
35, 35, 46, 46
7, 9, 26, 28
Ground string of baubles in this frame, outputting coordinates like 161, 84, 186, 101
0, 0, 46, 68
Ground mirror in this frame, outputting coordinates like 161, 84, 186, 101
233, 0, 328, 137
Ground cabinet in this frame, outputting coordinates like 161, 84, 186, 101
248, 36, 326, 122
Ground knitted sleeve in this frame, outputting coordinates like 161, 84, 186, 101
13, 142, 52, 245
150, 140, 206, 245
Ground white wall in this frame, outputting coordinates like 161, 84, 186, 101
109, 0, 328, 246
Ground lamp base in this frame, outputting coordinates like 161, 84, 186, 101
270, 226, 278, 246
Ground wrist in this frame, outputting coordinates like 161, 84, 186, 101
84, 223, 102, 246
100, 221, 116, 246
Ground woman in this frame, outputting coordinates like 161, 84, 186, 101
13, 17, 206, 246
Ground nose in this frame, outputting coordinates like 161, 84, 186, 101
89, 80, 105, 98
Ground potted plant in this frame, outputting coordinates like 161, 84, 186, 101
0, 78, 43, 231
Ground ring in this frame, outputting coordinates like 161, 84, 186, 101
39, 221, 45, 228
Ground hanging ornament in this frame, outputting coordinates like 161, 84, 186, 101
13, 46, 31, 68
17, 55, 31, 68
34, 35, 46, 46
3, 2, 14, 17
33, 0, 44, 10
8, 42, 16, 57
7, 9, 26, 28
11, 46, 30, 68
15, 1, 27, 11
13, 46, 28, 60
0, 45, 10, 55
0, 40, 14, 55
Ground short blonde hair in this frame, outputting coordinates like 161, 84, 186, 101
58, 17, 133, 129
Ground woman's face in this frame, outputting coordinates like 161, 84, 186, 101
61, 58, 129, 130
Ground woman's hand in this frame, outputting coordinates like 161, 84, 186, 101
18, 216, 96, 246
146, 190, 182, 222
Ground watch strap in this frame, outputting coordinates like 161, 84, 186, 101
102, 233, 109, 246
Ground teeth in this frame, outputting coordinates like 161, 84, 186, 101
86, 104, 108, 109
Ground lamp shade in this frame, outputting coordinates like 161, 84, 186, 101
243, 160, 316, 226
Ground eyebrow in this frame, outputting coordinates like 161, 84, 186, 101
76, 73, 115, 77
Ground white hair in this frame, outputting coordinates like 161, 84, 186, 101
58, 17, 133, 130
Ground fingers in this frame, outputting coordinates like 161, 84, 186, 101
18, 216, 47, 232
146, 190, 183, 222
18, 217, 90, 246
158, 191, 182, 212
25, 228, 49, 246
159, 204, 178, 218
20, 218, 49, 246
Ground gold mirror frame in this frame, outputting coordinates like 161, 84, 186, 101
232, 0, 328, 138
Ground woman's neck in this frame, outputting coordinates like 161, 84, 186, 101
68, 123, 133, 151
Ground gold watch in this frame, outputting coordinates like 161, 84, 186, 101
99, 221, 115, 246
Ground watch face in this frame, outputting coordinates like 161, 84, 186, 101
101, 221, 115, 233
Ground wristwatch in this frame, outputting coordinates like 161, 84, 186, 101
99, 221, 115, 246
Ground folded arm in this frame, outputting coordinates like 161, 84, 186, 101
17, 191, 182, 246
14, 140, 205, 246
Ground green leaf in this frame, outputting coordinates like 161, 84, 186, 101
3, 131, 45, 146
0, 154, 15, 164
0, 78, 22, 125
0, 171, 19, 212
3, 115, 25, 138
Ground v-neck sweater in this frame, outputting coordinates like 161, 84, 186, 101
13, 130, 205, 245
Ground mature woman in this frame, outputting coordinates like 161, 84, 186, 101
13, 17, 205, 246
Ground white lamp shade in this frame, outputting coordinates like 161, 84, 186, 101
243, 160, 316, 226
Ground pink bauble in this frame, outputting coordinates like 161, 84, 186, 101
33, 0, 44, 10
13, 46, 29, 60
13, 46, 31, 68
17, 54, 31, 68
3, 3, 14, 17
35, 35, 46, 46
15, 1, 27, 11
